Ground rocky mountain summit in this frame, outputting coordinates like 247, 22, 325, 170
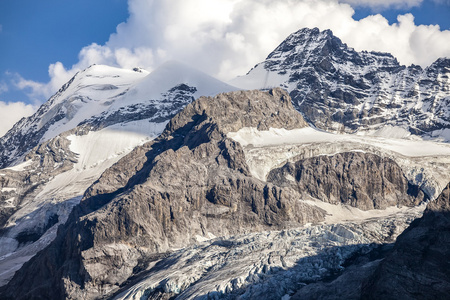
232, 27, 450, 138
1, 89, 431, 299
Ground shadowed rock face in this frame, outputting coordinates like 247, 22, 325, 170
361, 182, 450, 299
1, 89, 325, 300
288, 183, 449, 300
267, 152, 428, 210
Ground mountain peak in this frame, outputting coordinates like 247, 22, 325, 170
266, 27, 340, 61
427, 57, 450, 72
232, 26, 449, 138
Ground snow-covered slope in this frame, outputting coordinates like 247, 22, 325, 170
0, 61, 238, 286
0, 65, 147, 168
231, 27, 450, 138
0, 61, 238, 169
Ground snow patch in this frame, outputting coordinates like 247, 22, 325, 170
67, 120, 165, 171
229, 63, 288, 90
228, 127, 450, 157
364, 125, 411, 139
4, 160, 33, 172
302, 199, 426, 225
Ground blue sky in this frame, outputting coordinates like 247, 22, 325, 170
0, 0, 128, 104
0, 0, 450, 136
353, 1, 450, 28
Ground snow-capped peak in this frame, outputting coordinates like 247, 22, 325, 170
231, 27, 450, 139
0, 62, 238, 169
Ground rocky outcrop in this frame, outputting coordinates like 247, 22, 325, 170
361, 182, 450, 299
0, 134, 77, 232
1, 89, 324, 300
267, 152, 428, 210
0, 133, 81, 286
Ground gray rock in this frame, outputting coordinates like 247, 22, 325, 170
267, 152, 428, 210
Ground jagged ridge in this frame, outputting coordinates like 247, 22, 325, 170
232, 27, 450, 137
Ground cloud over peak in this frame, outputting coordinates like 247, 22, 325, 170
16, 0, 450, 101
0, 101, 36, 137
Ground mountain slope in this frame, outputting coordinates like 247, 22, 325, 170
231, 27, 450, 138
1, 89, 431, 299
288, 182, 450, 300
0, 65, 148, 169
1, 89, 324, 299
0, 62, 238, 286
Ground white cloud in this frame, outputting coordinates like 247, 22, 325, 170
14, 61, 78, 101
15, 0, 450, 101
340, 0, 422, 9
0, 101, 36, 137
0, 81, 8, 94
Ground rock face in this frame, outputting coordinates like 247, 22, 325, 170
0, 134, 77, 233
1, 89, 326, 299
267, 152, 428, 210
361, 182, 450, 299
232, 27, 450, 137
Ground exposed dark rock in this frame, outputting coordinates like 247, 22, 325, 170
361, 182, 450, 299
267, 152, 428, 210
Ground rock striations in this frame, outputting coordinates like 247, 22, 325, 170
267, 152, 428, 210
